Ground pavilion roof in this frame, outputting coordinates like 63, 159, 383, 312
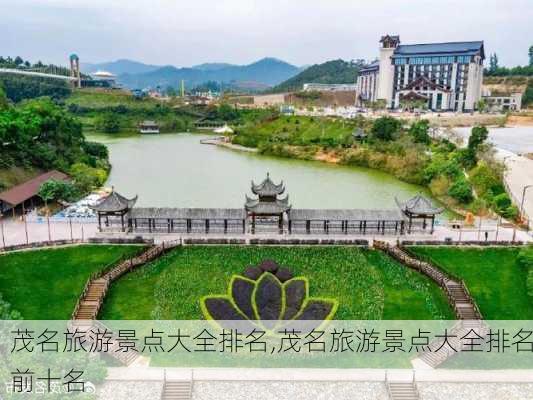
90, 190, 137, 213
251, 173, 285, 197
395, 194, 444, 216
245, 194, 291, 214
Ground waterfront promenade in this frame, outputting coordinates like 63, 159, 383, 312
1, 217, 530, 249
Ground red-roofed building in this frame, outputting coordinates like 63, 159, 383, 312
0, 170, 69, 215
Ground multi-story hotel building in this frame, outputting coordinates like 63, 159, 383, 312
357, 35, 485, 112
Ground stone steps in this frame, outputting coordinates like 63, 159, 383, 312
387, 381, 419, 400
161, 380, 192, 400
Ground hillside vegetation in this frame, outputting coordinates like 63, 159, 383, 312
232, 115, 514, 218
65, 89, 198, 133
0, 90, 110, 193
271, 59, 360, 93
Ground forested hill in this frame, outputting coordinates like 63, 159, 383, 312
270, 59, 361, 93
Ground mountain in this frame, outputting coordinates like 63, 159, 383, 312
192, 62, 235, 71
81, 59, 161, 75
271, 59, 362, 93
118, 57, 300, 90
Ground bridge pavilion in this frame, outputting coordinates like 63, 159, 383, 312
245, 173, 291, 234
396, 194, 444, 233
90, 189, 137, 232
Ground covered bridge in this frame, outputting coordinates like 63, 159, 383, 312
288, 209, 407, 235
127, 208, 247, 234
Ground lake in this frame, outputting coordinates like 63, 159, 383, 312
88, 133, 431, 210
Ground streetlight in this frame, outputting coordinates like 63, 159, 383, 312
520, 184, 533, 229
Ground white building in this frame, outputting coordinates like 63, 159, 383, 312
356, 35, 485, 112
482, 90, 522, 112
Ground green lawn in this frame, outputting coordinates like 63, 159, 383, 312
408, 246, 532, 320
100, 246, 453, 320
0, 245, 144, 319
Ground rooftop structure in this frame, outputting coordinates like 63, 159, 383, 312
0, 170, 69, 214
139, 120, 160, 134
357, 35, 485, 112
90, 189, 137, 231
396, 194, 444, 233
245, 173, 291, 233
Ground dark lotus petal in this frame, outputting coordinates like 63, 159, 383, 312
254, 273, 282, 329
294, 299, 336, 321
231, 276, 256, 319
258, 259, 279, 273
275, 267, 293, 283
203, 296, 246, 320
243, 266, 263, 280
283, 278, 307, 320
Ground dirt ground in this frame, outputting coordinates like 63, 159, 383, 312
507, 115, 533, 126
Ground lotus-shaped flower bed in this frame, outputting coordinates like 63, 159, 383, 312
200, 260, 338, 330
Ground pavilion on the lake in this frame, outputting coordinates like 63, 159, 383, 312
90, 189, 137, 232
395, 194, 444, 233
245, 173, 291, 233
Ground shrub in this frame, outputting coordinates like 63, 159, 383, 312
493, 192, 512, 211
429, 175, 452, 197
448, 177, 473, 203
371, 116, 401, 141
409, 119, 431, 144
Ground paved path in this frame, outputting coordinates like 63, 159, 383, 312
0, 217, 98, 247
497, 150, 533, 227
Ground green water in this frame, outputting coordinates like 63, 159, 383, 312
88, 133, 432, 209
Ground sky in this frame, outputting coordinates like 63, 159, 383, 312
1, 0, 532, 68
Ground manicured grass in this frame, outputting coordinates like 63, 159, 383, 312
0, 245, 144, 319
100, 246, 453, 320
408, 246, 533, 320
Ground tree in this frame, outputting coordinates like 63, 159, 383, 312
448, 177, 473, 203
409, 119, 431, 144
489, 53, 499, 72
529, 45, 533, 67
14, 56, 23, 66
38, 179, 77, 204
69, 163, 107, 194
98, 113, 120, 133
476, 99, 487, 113
468, 125, 489, 152
0, 86, 8, 110
371, 116, 401, 141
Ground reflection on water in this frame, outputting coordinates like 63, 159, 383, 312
88, 133, 432, 209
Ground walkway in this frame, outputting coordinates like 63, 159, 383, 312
374, 241, 482, 320
72, 241, 179, 321
374, 241, 485, 369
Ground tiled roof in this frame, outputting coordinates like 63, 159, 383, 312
245, 195, 291, 214
90, 190, 137, 213
251, 173, 285, 197
128, 207, 246, 220
393, 41, 484, 57
289, 208, 406, 221
395, 194, 444, 215
0, 170, 69, 207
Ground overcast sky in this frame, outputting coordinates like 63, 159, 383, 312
1, 0, 531, 68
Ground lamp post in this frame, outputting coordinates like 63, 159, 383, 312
519, 184, 533, 229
